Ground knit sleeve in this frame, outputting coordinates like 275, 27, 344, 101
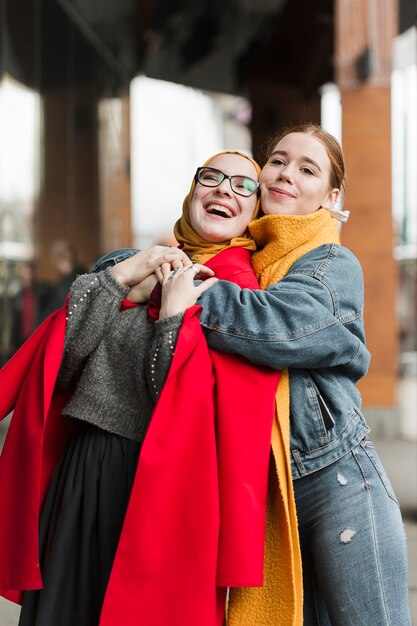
58, 267, 129, 387
145, 312, 184, 403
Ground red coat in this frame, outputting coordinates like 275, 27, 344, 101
100, 249, 281, 626
0, 249, 280, 625
0, 304, 73, 603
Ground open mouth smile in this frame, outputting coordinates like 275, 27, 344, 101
205, 203, 235, 218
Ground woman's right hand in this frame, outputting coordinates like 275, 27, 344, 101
111, 246, 190, 287
126, 273, 158, 303
156, 262, 219, 319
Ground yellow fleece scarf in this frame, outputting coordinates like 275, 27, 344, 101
173, 151, 261, 263
228, 209, 340, 626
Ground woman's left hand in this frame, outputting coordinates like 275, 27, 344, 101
111, 245, 189, 288
156, 263, 219, 319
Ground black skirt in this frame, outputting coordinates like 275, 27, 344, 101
18, 421, 141, 626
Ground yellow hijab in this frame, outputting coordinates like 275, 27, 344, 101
173, 151, 261, 263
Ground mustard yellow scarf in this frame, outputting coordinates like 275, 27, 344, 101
173, 151, 261, 263
228, 209, 340, 626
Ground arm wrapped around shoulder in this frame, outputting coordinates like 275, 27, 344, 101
197, 245, 370, 380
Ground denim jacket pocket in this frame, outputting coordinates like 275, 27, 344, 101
293, 371, 332, 450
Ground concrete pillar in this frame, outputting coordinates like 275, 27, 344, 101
98, 94, 132, 255
36, 84, 100, 281
36, 86, 132, 280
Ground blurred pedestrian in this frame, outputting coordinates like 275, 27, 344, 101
10, 260, 52, 353
42, 241, 86, 316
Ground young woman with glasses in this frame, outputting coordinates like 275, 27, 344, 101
96, 151, 298, 626
1, 152, 298, 626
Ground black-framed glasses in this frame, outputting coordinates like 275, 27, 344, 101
195, 166, 259, 197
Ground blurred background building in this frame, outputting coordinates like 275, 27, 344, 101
0, 0, 416, 439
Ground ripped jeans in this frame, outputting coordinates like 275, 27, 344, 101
294, 437, 412, 625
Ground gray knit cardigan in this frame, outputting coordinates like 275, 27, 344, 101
58, 267, 183, 442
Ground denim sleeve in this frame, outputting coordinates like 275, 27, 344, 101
197, 272, 370, 377
92, 248, 139, 272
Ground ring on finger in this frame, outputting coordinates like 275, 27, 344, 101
168, 267, 180, 280
186, 264, 199, 275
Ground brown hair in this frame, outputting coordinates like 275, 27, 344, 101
263, 122, 346, 193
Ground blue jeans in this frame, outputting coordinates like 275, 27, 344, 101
294, 437, 412, 625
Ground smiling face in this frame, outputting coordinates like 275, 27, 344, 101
189, 153, 259, 242
260, 132, 340, 216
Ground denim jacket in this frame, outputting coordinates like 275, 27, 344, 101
94, 245, 371, 479
92, 248, 140, 273
197, 244, 371, 478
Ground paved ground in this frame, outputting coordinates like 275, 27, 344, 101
374, 436, 417, 622
0, 421, 416, 624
